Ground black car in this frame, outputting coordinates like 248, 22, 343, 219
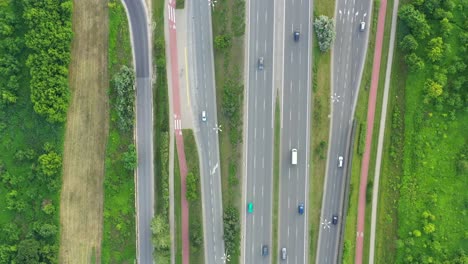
332, 215, 338, 225
294, 31, 300, 41
262, 245, 269, 256
258, 57, 264, 70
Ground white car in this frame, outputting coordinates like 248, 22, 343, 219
360, 21, 366, 31
338, 156, 343, 168
201, 111, 207, 122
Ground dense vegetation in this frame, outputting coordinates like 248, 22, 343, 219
101, 1, 136, 262
395, 0, 468, 262
0, 1, 69, 262
151, 0, 171, 262
23, 0, 73, 123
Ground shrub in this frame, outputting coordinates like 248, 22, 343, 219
113, 65, 136, 132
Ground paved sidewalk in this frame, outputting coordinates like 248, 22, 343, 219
166, 0, 190, 263
354, 0, 388, 262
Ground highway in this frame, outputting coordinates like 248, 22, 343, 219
315, 0, 371, 262
277, 0, 312, 263
242, 0, 275, 262
121, 0, 153, 263
186, 0, 225, 263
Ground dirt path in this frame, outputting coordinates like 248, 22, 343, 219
59, 1, 109, 263
354, 0, 388, 262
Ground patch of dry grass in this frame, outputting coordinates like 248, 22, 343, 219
59, 1, 109, 263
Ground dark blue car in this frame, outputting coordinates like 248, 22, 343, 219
298, 203, 304, 215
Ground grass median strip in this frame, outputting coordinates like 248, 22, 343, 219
182, 130, 205, 263
309, 0, 334, 260
272, 96, 281, 262
211, 0, 245, 262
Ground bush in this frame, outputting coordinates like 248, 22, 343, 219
214, 34, 232, 50
122, 144, 137, 171
113, 65, 136, 131
314, 15, 336, 52
223, 205, 240, 256
186, 172, 199, 201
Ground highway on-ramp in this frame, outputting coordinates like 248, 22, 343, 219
315, 0, 371, 262
122, 0, 153, 263
277, 0, 312, 262
242, 0, 275, 262
186, 0, 226, 262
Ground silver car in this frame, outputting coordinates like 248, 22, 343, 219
281, 247, 287, 260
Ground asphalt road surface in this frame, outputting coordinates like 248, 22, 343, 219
277, 0, 312, 262
187, 0, 225, 263
122, 0, 153, 263
315, 0, 371, 262
242, 0, 275, 262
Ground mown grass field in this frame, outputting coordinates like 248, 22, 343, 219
100, 1, 136, 263
59, 0, 110, 261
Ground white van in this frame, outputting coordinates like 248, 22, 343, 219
291, 149, 297, 165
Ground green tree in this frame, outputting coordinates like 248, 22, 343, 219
190, 220, 204, 250
399, 4, 431, 39
314, 15, 336, 52
425, 79, 443, 98
400, 34, 419, 51
440, 18, 453, 37
16, 239, 40, 264
38, 151, 62, 176
413, 229, 422, 237
151, 215, 171, 251
122, 144, 137, 171
36, 223, 58, 238
186, 172, 199, 201
405, 53, 425, 71
423, 223, 436, 234
427, 37, 444, 62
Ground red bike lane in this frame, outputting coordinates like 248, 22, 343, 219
167, 1, 190, 263
354, 0, 387, 263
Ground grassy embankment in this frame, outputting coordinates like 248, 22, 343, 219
340, 0, 396, 262
212, 0, 246, 262
308, 0, 334, 261
0, 0, 68, 262
101, 1, 136, 263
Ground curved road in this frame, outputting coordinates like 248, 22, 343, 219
186, 0, 226, 262
315, 0, 371, 261
121, 0, 154, 263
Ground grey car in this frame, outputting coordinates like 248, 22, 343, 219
262, 245, 269, 256
258, 57, 264, 70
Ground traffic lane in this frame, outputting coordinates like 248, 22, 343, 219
135, 77, 153, 263
123, 0, 149, 77
245, 68, 267, 262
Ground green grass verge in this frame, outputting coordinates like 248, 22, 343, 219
176, 0, 185, 9
211, 0, 245, 262
182, 130, 205, 263
101, 1, 136, 263
0, 1, 65, 262
174, 146, 183, 264
272, 97, 281, 262
152, 0, 171, 261
308, 0, 334, 261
